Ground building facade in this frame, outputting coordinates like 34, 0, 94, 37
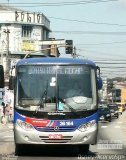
0, 5, 51, 79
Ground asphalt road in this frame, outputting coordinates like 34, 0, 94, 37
0, 112, 126, 160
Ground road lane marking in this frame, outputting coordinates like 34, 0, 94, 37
8, 126, 13, 129
3, 136, 14, 138
117, 122, 123, 124
114, 126, 121, 128
101, 126, 108, 128
0, 130, 12, 134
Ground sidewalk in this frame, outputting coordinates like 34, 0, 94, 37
120, 110, 126, 121
0, 123, 14, 130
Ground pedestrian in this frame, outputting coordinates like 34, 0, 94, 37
5, 103, 10, 124
1, 102, 5, 116
66, 82, 83, 98
1, 102, 6, 124
0, 106, 4, 124
8, 106, 13, 122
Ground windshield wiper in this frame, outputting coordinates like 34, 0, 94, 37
34, 81, 48, 114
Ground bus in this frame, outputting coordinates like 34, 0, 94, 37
8, 57, 102, 155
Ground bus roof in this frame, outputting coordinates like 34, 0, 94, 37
16, 57, 96, 67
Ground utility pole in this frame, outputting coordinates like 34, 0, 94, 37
3, 28, 10, 75
7, 0, 10, 5
3, 29, 10, 58
72, 46, 77, 58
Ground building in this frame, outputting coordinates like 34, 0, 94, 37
112, 82, 126, 104
0, 5, 51, 83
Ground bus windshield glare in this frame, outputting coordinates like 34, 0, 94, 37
16, 65, 97, 111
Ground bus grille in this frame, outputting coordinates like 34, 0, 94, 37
39, 136, 73, 143
35, 127, 76, 132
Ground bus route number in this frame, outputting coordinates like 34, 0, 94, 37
60, 121, 74, 126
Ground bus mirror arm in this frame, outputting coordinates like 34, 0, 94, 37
10, 65, 15, 76
96, 66, 103, 90
96, 66, 100, 77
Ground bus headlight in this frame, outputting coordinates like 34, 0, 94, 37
78, 120, 96, 132
16, 119, 34, 131
106, 114, 110, 117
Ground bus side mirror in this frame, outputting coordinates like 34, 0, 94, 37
9, 76, 15, 90
97, 77, 103, 90
0, 65, 4, 88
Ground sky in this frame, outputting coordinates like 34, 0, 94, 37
0, 0, 126, 78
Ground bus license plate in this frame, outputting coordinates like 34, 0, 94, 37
48, 134, 63, 139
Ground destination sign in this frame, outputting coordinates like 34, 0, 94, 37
18, 66, 90, 75
27, 66, 89, 75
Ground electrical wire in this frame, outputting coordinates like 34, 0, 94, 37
76, 41, 126, 45
94, 59, 126, 61
49, 17, 126, 27
95, 62, 126, 64
75, 49, 126, 59
52, 31, 126, 35
1, 0, 118, 7
100, 67, 126, 68
1, 5, 126, 28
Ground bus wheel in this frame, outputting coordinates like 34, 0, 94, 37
15, 144, 22, 156
78, 144, 89, 154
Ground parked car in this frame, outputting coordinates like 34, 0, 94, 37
98, 106, 112, 122
107, 104, 119, 118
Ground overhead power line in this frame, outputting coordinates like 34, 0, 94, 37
94, 59, 126, 61
49, 17, 126, 27
76, 41, 126, 45
52, 31, 126, 35
100, 66, 126, 69
95, 62, 126, 64
1, 9, 125, 28
101, 69, 126, 71
1, 0, 118, 7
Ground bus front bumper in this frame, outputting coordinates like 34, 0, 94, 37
14, 123, 98, 145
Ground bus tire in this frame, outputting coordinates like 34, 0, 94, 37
78, 144, 89, 154
15, 144, 22, 156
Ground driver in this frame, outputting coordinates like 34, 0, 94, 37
66, 83, 83, 98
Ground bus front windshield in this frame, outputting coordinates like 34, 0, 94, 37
16, 65, 97, 112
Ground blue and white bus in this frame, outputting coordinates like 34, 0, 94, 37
9, 57, 102, 155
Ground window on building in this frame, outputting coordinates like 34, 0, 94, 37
22, 25, 33, 38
